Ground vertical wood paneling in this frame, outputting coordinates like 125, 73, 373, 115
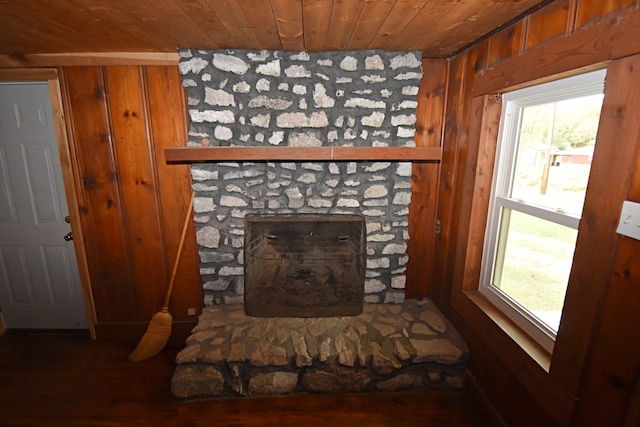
454, 95, 501, 293
145, 66, 202, 320
575, 0, 638, 27
406, 58, 447, 299
552, 53, 640, 404
487, 22, 524, 67
62, 66, 134, 323
440, 3, 640, 425
459, 320, 557, 427
434, 41, 487, 306
525, 0, 572, 50
446, 96, 562, 426
105, 66, 168, 321
62, 65, 202, 329
430, 52, 470, 306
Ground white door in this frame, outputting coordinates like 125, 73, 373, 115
0, 83, 87, 329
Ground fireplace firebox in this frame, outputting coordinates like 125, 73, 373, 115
244, 213, 365, 317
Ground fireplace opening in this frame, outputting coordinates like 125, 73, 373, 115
244, 213, 365, 317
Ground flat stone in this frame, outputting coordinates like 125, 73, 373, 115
371, 351, 402, 375
212, 53, 250, 75
376, 372, 424, 391
335, 334, 357, 367
445, 374, 466, 389
372, 322, 397, 337
250, 341, 289, 367
175, 343, 202, 363
419, 310, 447, 333
171, 364, 225, 399
249, 371, 298, 395
393, 339, 413, 361
302, 367, 372, 393
291, 330, 313, 367
203, 348, 224, 363
411, 322, 436, 336
227, 342, 246, 362
179, 57, 208, 74
410, 338, 464, 364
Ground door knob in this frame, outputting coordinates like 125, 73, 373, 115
65, 215, 71, 224
64, 232, 73, 241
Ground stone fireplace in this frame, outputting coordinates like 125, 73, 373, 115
171, 49, 469, 400
178, 48, 422, 308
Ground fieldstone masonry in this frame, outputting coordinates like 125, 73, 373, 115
178, 49, 423, 306
171, 299, 469, 399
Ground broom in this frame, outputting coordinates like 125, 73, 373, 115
128, 191, 194, 362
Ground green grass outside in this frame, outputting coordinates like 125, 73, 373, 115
496, 210, 578, 314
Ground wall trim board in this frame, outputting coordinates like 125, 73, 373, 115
0, 68, 58, 80
95, 320, 197, 344
0, 69, 97, 340
0, 52, 180, 68
48, 74, 98, 340
472, 6, 640, 96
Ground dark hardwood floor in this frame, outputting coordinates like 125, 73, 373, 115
0, 330, 486, 426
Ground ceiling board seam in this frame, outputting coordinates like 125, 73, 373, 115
268, 0, 285, 51
385, 0, 432, 51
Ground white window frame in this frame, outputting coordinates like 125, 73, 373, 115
480, 69, 607, 353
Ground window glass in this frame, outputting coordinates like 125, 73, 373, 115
481, 70, 606, 352
494, 210, 578, 331
511, 95, 604, 216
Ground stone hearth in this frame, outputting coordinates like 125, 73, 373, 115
171, 298, 468, 399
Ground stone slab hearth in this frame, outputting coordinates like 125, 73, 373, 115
171, 298, 468, 399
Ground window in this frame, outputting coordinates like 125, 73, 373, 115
480, 70, 606, 353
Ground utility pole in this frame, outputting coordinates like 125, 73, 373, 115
540, 102, 557, 195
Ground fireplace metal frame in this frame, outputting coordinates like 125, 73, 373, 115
244, 213, 366, 317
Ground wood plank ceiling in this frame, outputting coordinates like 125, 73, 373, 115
0, 0, 548, 58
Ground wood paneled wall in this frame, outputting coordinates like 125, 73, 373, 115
406, 58, 447, 299
58, 60, 446, 333
61, 66, 202, 332
16, 2, 638, 423
435, 0, 640, 425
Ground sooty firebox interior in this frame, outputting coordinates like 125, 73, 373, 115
244, 213, 365, 317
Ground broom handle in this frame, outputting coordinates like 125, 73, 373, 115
162, 191, 195, 308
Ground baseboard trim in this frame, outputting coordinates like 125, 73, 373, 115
94, 320, 197, 345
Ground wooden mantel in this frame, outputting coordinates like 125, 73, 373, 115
164, 146, 442, 163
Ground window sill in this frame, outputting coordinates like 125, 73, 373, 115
463, 290, 552, 372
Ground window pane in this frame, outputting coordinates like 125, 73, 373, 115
511, 94, 604, 217
493, 209, 578, 332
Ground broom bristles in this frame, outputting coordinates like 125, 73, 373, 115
128, 308, 173, 362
